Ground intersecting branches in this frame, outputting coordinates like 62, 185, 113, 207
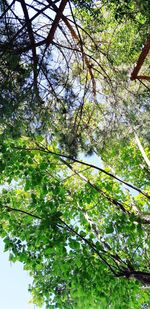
0, 0, 107, 104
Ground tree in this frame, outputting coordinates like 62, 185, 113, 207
0, 136, 150, 308
1, 0, 149, 154
0, 1, 150, 308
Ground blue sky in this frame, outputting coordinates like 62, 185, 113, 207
0, 239, 37, 309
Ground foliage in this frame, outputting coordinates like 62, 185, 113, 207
0, 136, 150, 308
0, 0, 150, 154
0, 0, 150, 308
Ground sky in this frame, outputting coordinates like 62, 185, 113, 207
0, 239, 37, 309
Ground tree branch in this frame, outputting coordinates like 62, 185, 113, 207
131, 35, 150, 81
13, 145, 150, 199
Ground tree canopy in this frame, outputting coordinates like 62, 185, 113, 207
0, 1, 150, 308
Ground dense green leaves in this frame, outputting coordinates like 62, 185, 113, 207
0, 137, 150, 307
0, 0, 150, 308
